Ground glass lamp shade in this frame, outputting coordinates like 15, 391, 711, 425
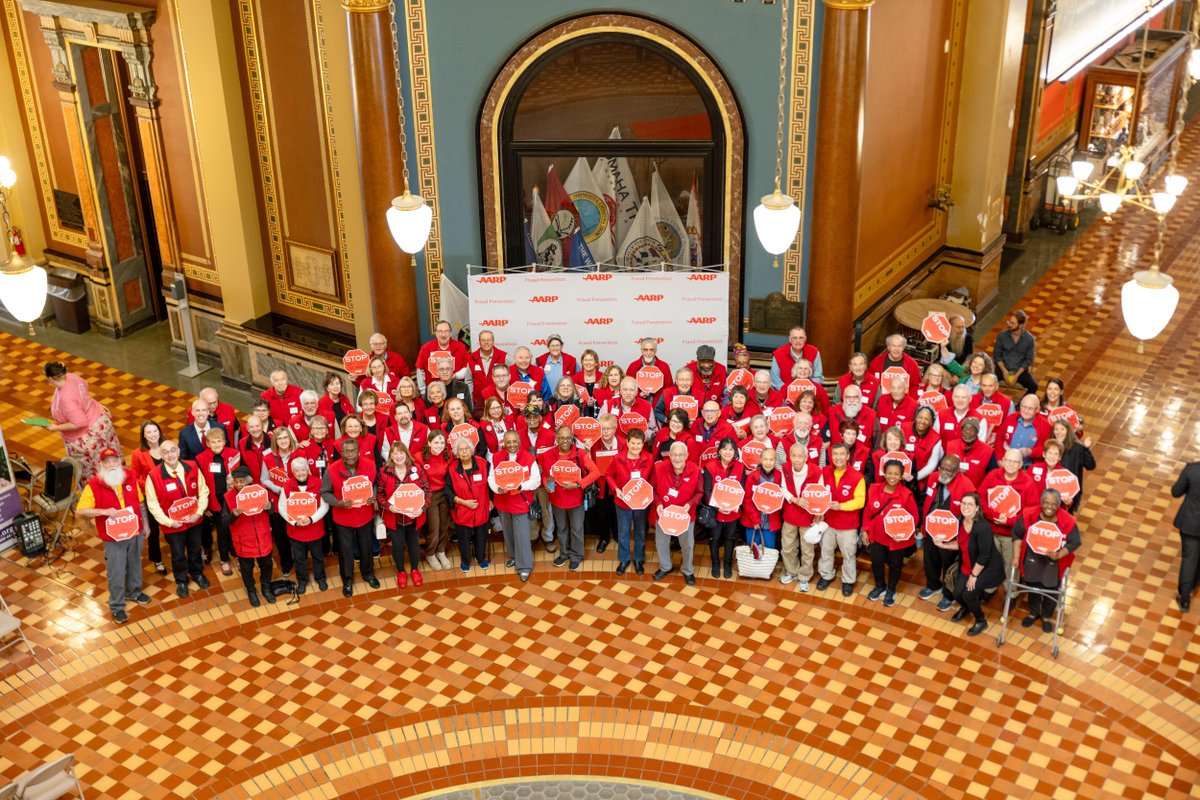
1070, 160, 1094, 181
1123, 160, 1146, 181
1165, 174, 1188, 196
385, 191, 433, 254
1190, 50, 1200, 81
1121, 273, 1178, 341
752, 190, 800, 255
0, 257, 48, 322
1099, 193, 1122, 214
0, 167, 15, 190
1055, 176, 1079, 197
1151, 192, 1176, 214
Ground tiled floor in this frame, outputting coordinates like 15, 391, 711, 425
2, 142, 1200, 800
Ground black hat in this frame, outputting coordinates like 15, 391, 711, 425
696, 345, 716, 360
231, 465, 253, 479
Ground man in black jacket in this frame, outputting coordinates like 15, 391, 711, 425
1171, 461, 1200, 612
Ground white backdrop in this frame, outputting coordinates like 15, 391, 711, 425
468, 271, 728, 373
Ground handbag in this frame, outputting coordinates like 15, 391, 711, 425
697, 504, 717, 529
734, 526, 778, 579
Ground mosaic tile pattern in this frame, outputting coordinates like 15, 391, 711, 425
2, 128, 1200, 800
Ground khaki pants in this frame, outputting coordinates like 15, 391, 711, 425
818, 527, 858, 584
994, 533, 1013, 578
781, 522, 813, 579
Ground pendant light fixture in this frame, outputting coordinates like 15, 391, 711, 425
383, 1, 432, 254
753, 0, 800, 267
0, 158, 48, 334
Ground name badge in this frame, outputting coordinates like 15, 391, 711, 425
905, 443, 915, 452
667, 488, 679, 498
316, 460, 326, 469
695, 434, 704, 442
959, 463, 969, 471
288, 405, 299, 415
472, 473, 483, 482
165, 482, 177, 490
945, 422, 956, 430
630, 470, 641, 479
209, 463, 222, 473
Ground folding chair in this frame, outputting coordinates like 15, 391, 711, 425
996, 563, 1071, 658
0, 593, 33, 655
8, 453, 44, 511
0, 782, 18, 800
14, 754, 85, 800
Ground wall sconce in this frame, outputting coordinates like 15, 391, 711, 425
927, 185, 954, 212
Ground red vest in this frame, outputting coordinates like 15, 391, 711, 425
608, 451, 657, 512
447, 457, 491, 526
491, 448, 536, 514
281, 477, 325, 542
87, 476, 142, 542
780, 466, 823, 527
326, 458, 378, 527
705, 459, 746, 522
649, 459, 702, 521
864, 484, 919, 550
224, 486, 273, 558
741, 468, 783, 530
147, 463, 202, 533
820, 466, 865, 530
378, 463, 429, 529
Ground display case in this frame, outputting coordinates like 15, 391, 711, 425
1079, 30, 1189, 165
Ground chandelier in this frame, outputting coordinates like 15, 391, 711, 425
1054, 146, 1187, 221
752, 0, 800, 267
383, 1, 432, 254
0, 157, 48, 335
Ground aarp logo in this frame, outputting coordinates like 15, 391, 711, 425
688, 274, 719, 281
529, 295, 558, 303
634, 294, 665, 302
585, 317, 614, 325
478, 276, 506, 284
478, 319, 509, 327
634, 337, 665, 345
583, 274, 614, 281
530, 338, 548, 346
687, 317, 717, 325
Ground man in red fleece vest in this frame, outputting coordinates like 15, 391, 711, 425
76, 448, 151, 623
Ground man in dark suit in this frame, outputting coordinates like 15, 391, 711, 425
179, 399, 228, 462
1171, 461, 1200, 612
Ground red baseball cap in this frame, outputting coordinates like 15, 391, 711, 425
99, 448, 122, 462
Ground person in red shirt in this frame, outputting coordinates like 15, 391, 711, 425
260, 369, 304, 429
603, 376, 655, 439
145, 439, 210, 597
130, 420, 168, 576
829, 384, 877, 452
368, 332, 411, 380
395, 376, 427, 421
863, 458, 920, 606
238, 415, 270, 485
488, 429, 541, 581
901, 407, 944, 491
443, 397, 486, 459
650, 441, 703, 584
779, 442, 825, 588
249, 397, 276, 436
771, 325, 824, 389
333, 415, 377, 466
317, 373, 355, 434
721, 386, 755, 440
478, 362, 515, 418
415, 320, 469, 393
592, 364, 625, 409
742, 447, 784, 550
320, 438, 379, 597
818, 443, 866, 596
972, 373, 1015, 430
703, 437, 745, 579
357, 390, 392, 441
939, 384, 983, 449
571, 349, 604, 413
540, 425, 601, 570
357, 356, 399, 402
826, 421, 871, 476
838, 352, 879, 409
868, 335, 921, 400
1013, 490, 1082, 632
75, 448, 149, 622
519, 405, 558, 552
607, 427, 655, 575
627, 337, 672, 406
377, 443, 429, 587
778, 411, 822, 469
652, 409, 701, 464
978, 448, 1040, 575
468, 329, 508, 416
793, 389, 828, 440
876, 377, 917, 433
194, 428, 240, 576
509, 347, 547, 400
945, 418, 995, 488
918, 454, 976, 608
279, 458, 330, 593
683, 345, 726, 402
479, 396, 517, 453
748, 370, 783, 414
420, 431, 453, 570
220, 465, 276, 606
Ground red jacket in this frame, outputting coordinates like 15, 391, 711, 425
222, 485, 273, 558
626, 357, 672, 403
937, 408, 974, 448
863, 484, 919, 549
260, 384, 304, 428
649, 459, 703, 520
828, 404, 877, 449
824, 441, 871, 475
652, 429, 701, 464
324, 458, 377, 527
1014, 506, 1080, 578
280, 477, 326, 542
86, 476, 142, 543
780, 464, 824, 528
977, 468, 1040, 538
821, 465, 866, 530
194, 447, 243, 512
741, 468, 784, 531
238, 435, 271, 483
382, 421, 429, 463
489, 448, 538, 514
147, 462, 203, 533
746, 388, 783, 415
945, 438, 994, 488
876, 394, 917, 433
540, 446, 601, 509
378, 349, 411, 379
469, 347, 508, 411
868, 353, 921, 399
519, 420, 557, 459
992, 413, 1051, 463
588, 434, 626, 498
377, 462, 429, 529
316, 392, 354, 431
837, 373, 880, 409
783, 379, 831, 415
683, 360, 728, 403
446, 456, 491, 526
779, 431, 823, 468
129, 447, 157, 491
602, 397, 654, 435
416, 338, 469, 388
705, 458, 747, 523
607, 450, 656, 511
303, 438, 336, 478
720, 405, 755, 439
899, 422, 942, 477
536, 351, 577, 379
772, 343, 821, 386
659, 386, 705, 423
479, 415, 518, 453
920, 472, 976, 518
509, 363, 547, 397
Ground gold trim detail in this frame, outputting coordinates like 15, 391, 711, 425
823, 0, 874, 9
781, 0, 815, 302
341, 0, 387, 11
404, 0, 444, 331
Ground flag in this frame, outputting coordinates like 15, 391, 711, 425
686, 175, 702, 267
523, 218, 535, 265
531, 186, 561, 267
543, 165, 578, 264
564, 157, 614, 265
568, 228, 597, 272
650, 167, 687, 263
439, 273, 470, 339
617, 196, 668, 268
605, 127, 640, 249
591, 158, 618, 260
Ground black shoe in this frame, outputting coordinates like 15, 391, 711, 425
194, 574, 210, 590
505, 558, 516, 568
176, 582, 189, 598
569, 560, 581, 572
723, 566, 732, 579
248, 588, 260, 607
634, 562, 645, 575
1177, 593, 1191, 612
112, 609, 128, 624
841, 582, 853, 597
1041, 619, 1054, 634
684, 573, 695, 586
596, 540, 608, 554
518, 571, 530, 582
367, 576, 380, 589
653, 568, 673, 581
133, 593, 151, 605
868, 586, 886, 601
343, 583, 353, 597
967, 620, 988, 637
951, 609, 968, 623
616, 561, 629, 576
816, 578, 832, 591
317, 578, 328, 591
553, 555, 569, 567
711, 565, 720, 578
262, 585, 276, 603
1021, 615, 1038, 628
297, 582, 308, 595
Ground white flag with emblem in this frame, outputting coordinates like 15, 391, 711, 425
530, 186, 561, 267
564, 157, 614, 265
686, 176, 702, 267
617, 196, 667, 268
591, 158, 619, 262
605, 127, 640, 250
650, 167, 686, 263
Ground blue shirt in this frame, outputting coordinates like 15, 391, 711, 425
1009, 418, 1039, 466
541, 356, 565, 400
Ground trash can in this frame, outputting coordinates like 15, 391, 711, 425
46, 268, 90, 334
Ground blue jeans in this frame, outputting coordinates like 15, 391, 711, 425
745, 526, 778, 550
615, 506, 647, 564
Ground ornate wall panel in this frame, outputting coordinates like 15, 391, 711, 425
780, 0, 815, 303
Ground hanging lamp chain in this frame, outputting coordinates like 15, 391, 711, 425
387, 0, 411, 191
772, 0, 791, 193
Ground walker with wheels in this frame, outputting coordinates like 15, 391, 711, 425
995, 562, 1071, 658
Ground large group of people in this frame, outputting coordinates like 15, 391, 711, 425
62, 309, 1098, 636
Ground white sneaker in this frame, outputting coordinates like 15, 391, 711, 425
779, 574, 795, 585
797, 581, 810, 592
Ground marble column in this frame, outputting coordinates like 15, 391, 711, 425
807, 0, 871, 375
343, 0, 421, 362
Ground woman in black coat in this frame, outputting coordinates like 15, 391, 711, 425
1050, 420, 1096, 513
951, 492, 1005, 636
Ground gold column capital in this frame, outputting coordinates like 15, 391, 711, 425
823, 0, 874, 9
341, 0, 388, 12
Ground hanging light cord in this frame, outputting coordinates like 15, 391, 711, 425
772, 0, 790, 194
387, 0, 411, 192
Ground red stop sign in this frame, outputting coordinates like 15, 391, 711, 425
269, 466, 289, 487
617, 411, 648, 434
658, 504, 691, 536
669, 394, 699, 422
987, 485, 1020, 518
710, 478, 745, 514
620, 477, 653, 510
800, 483, 831, 515
881, 450, 912, 477
883, 507, 916, 540
786, 379, 818, 406
752, 482, 784, 514
390, 482, 425, 516
554, 405, 581, 428
578, 386, 591, 406
550, 460, 581, 485
168, 496, 198, 522
341, 475, 373, 505
924, 509, 959, 542
918, 389, 948, 414
428, 349, 453, 368
572, 417, 601, 448
1047, 406, 1080, 430
740, 440, 767, 469
881, 366, 910, 391
106, 508, 140, 541
285, 491, 318, 519
768, 407, 796, 437
636, 366, 664, 394
493, 461, 526, 491
236, 484, 269, 515
725, 368, 754, 390
448, 423, 480, 452
507, 381, 535, 409
343, 349, 370, 376
1045, 468, 1080, 504
1026, 520, 1065, 556
375, 393, 395, 417
699, 446, 720, 466
975, 403, 1004, 431
921, 312, 951, 344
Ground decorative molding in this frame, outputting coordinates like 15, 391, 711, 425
403, 0, 443, 332
781, 0, 815, 302
822, 0, 874, 9
340, 0, 387, 11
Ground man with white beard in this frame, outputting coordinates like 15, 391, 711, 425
76, 448, 152, 623
828, 384, 878, 449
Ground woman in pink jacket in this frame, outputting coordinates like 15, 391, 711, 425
43, 361, 121, 481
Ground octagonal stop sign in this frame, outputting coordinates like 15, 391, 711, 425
236, 484, 269, 515
740, 440, 766, 469
620, 478, 653, 510
786, 379, 818, 406
669, 394, 699, 422
554, 405, 581, 429
343, 349, 370, 376
883, 508, 916, 541
725, 368, 754, 390
285, 491, 318, 519
918, 389, 948, 414
572, 417, 601, 448
635, 366, 664, 395
341, 475, 373, 505
881, 366, 910, 391
752, 482, 784, 515
105, 508, 140, 541
924, 509, 959, 543
768, 407, 795, 437
448, 423, 480, 452
1045, 468, 1080, 505
921, 312, 952, 344
167, 496, 198, 523
710, 478, 745, 514
1026, 520, 1065, 556
493, 461, 525, 492
390, 482, 426, 517
800, 484, 831, 515
550, 460, 582, 485
506, 381, 535, 409
975, 403, 1004, 431
986, 485, 1020, 518
658, 504, 691, 536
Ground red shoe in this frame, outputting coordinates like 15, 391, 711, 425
410, 569, 423, 587
397, 571, 408, 590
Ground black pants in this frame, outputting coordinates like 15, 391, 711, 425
146, 512, 164, 565
290, 538, 326, 585
204, 516, 232, 563
923, 543, 959, 600
1026, 578, 1062, 618
456, 523, 488, 566
337, 521, 375, 583
199, 514, 214, 557
1179, 533, 1200, 597
586, 495, 617, 544
166, 526, 204, 584
238, 554, 273, 592
869, 542, 907, 592
710, 520, 739, 570
1011, 369, 1037, 395
269, 512, 294, 573
389, 523, 422, 572
322, 515, 336, 556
